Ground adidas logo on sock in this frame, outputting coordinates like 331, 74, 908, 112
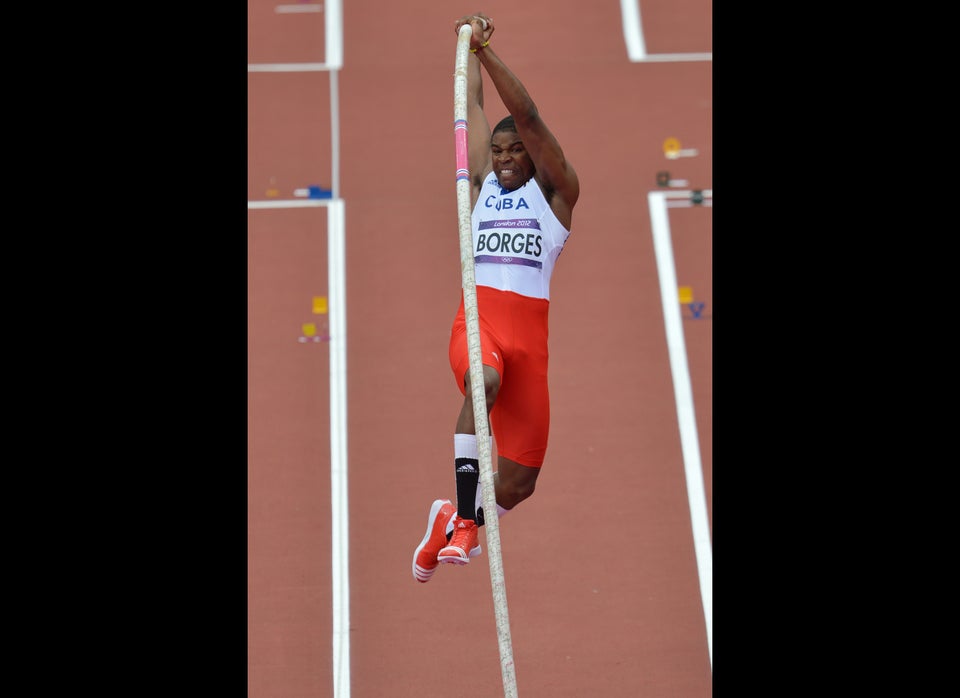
456, 463, 478, 472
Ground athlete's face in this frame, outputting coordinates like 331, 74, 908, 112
491, 131, 534, 191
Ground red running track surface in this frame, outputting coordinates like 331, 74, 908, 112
249, 1, 712, 695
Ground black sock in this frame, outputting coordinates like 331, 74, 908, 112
454, 457, 480, 521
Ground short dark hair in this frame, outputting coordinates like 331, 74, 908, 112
492, 115, 517, 137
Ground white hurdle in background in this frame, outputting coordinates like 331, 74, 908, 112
647, 189, 713, 670
620, 0, 712, 62
246, 197, 350, 696
248, 1, 351, 695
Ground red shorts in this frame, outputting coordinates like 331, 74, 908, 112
449, 286, 551, 468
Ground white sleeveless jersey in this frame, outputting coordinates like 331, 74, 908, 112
471, 174, 571, 300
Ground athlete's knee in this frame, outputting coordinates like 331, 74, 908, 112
497, 481, 534, 510
509, 479, 536, 506
494, 463, 538, 509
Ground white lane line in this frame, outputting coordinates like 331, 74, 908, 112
326, 199, 350, 698
648, 189, 713, 671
